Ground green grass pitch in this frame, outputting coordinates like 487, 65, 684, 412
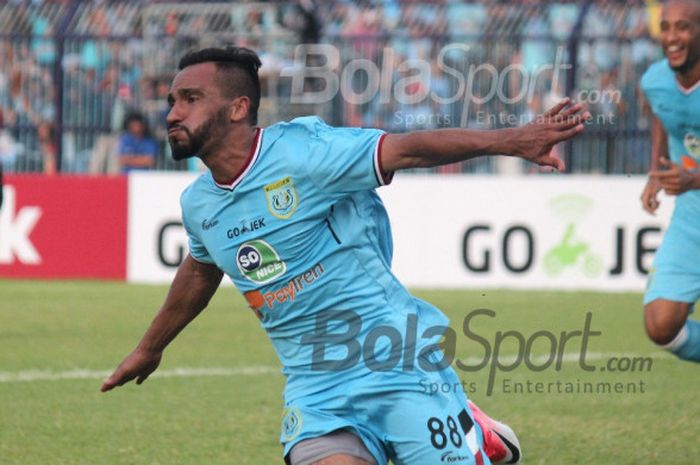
1, 280, 697, 464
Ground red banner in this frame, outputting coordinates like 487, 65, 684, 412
0, 175, 127, 280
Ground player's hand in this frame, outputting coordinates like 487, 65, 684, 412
510, 99, 591, 171
100, 347, 162, 392
640, 176, 662, 214
649, 158, 698, 196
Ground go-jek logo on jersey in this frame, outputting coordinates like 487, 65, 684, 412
236, 239, 286, 284
264, 176, 298, 219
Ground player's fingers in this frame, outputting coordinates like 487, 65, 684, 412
649, 169, 676, 179
100, 373, 121, 392
555, 111, 591, 129
535, 153, 565, 171
554, 124, 585, 142
543, 98, 571, 118
659, 157, 672, 168
555, 103, 583, 119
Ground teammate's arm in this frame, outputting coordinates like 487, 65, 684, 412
100, 254, 223, 392
641, 114, 669, 214
648, 114, 700, 198
381, 99, 589, 173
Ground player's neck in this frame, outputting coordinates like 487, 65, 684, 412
203, 125, 259, 186
676, 61, 700, 90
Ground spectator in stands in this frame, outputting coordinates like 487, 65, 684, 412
117, 112, 157, 173
0, 108, 19, 172
37, 120, 56, 175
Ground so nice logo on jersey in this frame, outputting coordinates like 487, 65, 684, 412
236, 239, 287, 284
264, 176, 298, 219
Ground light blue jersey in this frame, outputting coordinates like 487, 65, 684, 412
180, 117, 488, 465
641, 60, 700, 305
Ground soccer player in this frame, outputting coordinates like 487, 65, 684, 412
640, 0, 700, 362
101, 47, 588, 465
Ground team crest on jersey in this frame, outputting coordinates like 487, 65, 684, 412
684, 133, 700, 158
264, 176, 298, 219
682, 133, 700, 170
236, 240, 287, 284
281, 406, 303, 442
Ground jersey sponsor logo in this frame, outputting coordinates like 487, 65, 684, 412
264, 176, 298, 219
683, 133, 700, 170
236, 239, 286, 284
226, 217, 266, 238
281, 406, 303, 442
440, 451, 468, 463
201, 218, 219, 231
244, 263, 325, 311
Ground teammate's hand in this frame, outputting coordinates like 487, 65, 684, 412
100, 347, 162, 392
649, 158, 699, 196
510, 99, 591, 171
640, 176, 662, 214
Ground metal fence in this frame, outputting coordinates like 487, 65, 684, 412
0, 0, 662, 175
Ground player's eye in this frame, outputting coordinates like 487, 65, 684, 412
187, 96, 198, 103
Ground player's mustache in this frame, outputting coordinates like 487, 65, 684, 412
167, 124, 190, 134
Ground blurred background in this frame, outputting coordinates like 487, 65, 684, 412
0, 0, 661, 176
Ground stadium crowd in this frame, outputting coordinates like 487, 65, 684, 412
0, 0, 661, 174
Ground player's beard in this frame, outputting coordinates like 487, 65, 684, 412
169, 107, 230, 161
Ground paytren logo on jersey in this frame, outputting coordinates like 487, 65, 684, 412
236, 239, 286, 284
244, 263, 325, 311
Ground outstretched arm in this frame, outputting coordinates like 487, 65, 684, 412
381, 99, 589, 173
100, 254, 223, 392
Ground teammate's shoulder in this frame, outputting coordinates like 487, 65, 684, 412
641, 59, 674, 90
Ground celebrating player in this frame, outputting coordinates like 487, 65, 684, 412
641, 0, 700, 362
101, 46, 589, 465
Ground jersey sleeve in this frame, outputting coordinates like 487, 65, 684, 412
180, 188, 215, 265
639, 64, 655, 100
639, 60, 665, 114
302, 117, 392, 194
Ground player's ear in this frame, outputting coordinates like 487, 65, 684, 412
228, 96, 251, 123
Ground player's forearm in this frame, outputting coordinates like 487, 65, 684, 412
649, 115, 668, 172
382, 128, 521, 170
137, 255, 223, 353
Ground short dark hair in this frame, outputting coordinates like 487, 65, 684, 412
122, 111, 150, 136
178, 46, 262, 125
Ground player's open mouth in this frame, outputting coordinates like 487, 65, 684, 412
666, 44, 685, 61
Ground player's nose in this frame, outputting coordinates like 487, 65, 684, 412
166, 104, 183, 126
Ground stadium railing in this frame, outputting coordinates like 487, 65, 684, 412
0, 0, 661, 175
